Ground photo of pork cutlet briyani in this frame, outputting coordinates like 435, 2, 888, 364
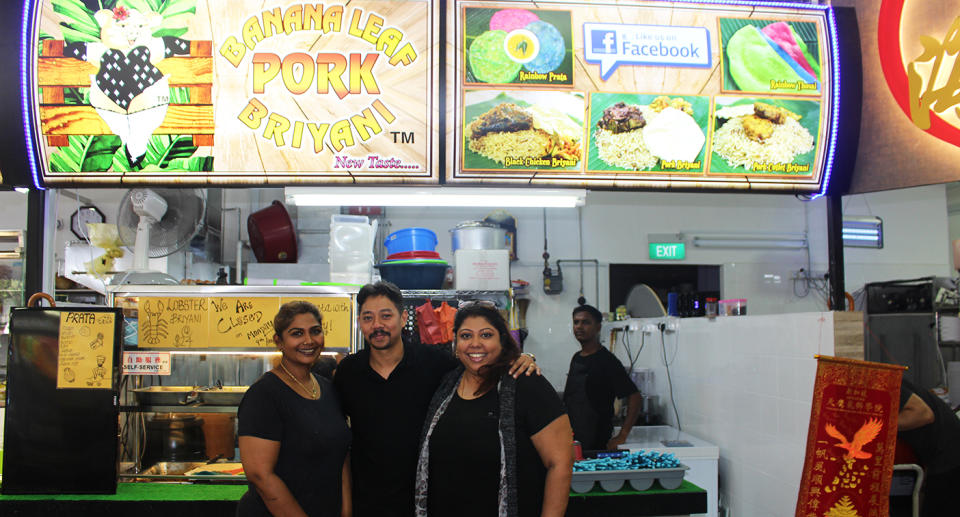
463, 91, 583, 170
710, 97, 819, 173
588, 94, 709, 172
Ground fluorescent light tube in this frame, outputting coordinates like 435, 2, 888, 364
842, 216, 883, 248
285, 187, 585, 208
691, 237, 808, 249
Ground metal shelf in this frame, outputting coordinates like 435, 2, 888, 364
126, 405, 238, 413
401, 289, 508, 298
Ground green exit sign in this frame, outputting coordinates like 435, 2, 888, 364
649, 242, 685, 260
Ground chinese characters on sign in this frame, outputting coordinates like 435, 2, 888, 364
122, 352, 172, 375
796, 357, 905, 517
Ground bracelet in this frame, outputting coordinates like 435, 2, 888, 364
524, 352, 536, 361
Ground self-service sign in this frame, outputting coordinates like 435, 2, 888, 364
122, 352, 172, 375
649, 242, 685, 260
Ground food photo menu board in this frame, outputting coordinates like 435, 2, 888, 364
30, 0, 440, 186
448, 1, 838, 193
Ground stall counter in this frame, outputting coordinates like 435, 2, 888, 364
617, 425, 719, 517
0, 480, 706, 517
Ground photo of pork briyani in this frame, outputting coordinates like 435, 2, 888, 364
463, 91, 583, 170
710, 97, 819, 174
587, 94, 709, 172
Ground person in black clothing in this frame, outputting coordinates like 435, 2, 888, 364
333, 281, 538, 517
312, 353, 343, 381
897, 380, 960, 517
563, 304, 642, 451
414, 303, 573, 517
237, 301, 352, 517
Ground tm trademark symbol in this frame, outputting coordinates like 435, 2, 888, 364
391, 131, 414, 144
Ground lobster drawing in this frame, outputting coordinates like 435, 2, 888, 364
140, 300, 168, 345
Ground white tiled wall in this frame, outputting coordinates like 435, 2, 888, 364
605, 312, 838, 517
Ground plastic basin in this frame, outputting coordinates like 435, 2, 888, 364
377, 262, 447, 289
385, 228, 438, 255
386, 250, 442, 260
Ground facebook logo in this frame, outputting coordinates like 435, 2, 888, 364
591, 31, 617, 54
584, 23, 711, 80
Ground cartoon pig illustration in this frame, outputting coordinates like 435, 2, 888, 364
64, 6, 192, 166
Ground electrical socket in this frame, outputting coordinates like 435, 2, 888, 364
794, 268, 828, 280
641, 324, 658, 334
663, 317, 680, 333
628, 321, 640, 332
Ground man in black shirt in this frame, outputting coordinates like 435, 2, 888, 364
563, 304, 642, 451
333, 281, 537, 517
897, 380, 960, 517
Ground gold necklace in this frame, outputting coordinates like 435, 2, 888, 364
279, 360, 319, 399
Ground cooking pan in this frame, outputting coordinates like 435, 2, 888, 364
200, 386, 248, 406
248, 200, 298, 263
133, 386, 200, 406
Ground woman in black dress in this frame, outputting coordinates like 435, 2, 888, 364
414, 303, 573, 517
238, 301, 352, 517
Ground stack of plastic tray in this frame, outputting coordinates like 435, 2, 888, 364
570, 465, 689, 493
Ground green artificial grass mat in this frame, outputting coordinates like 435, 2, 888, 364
0, 482, 246, 501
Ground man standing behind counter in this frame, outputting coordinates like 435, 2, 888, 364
564, 304, 643, 451
333, 281, 538, 517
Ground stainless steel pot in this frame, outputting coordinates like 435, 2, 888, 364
143, 415, 206, 466
450, 221, 507, 253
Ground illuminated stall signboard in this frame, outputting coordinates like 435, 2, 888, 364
28, 1, 439, 186
447, 0, 840, 194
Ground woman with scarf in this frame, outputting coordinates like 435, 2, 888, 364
415, 303, 573, 517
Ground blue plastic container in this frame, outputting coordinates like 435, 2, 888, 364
384, 228, 438, 255
376, 262, 447, 289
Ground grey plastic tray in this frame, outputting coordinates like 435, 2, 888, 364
570, 465, 689, 493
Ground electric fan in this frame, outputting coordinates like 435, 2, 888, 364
111, 188, 205, 285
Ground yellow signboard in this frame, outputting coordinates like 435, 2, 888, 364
138, 297, 209, 348
57, 311, 116, 389
135, 295, 352, 349
209, 296, 280, 347
281, 297, 353, 350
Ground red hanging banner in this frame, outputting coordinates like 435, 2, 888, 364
795, 356, 905, 517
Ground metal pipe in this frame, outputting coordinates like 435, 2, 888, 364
222, 207, 243, 284
25, 189, 44, 298
556, 259, 600, 307
827, 194, 846, 310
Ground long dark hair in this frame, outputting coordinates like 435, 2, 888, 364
453, 304, 521, 396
